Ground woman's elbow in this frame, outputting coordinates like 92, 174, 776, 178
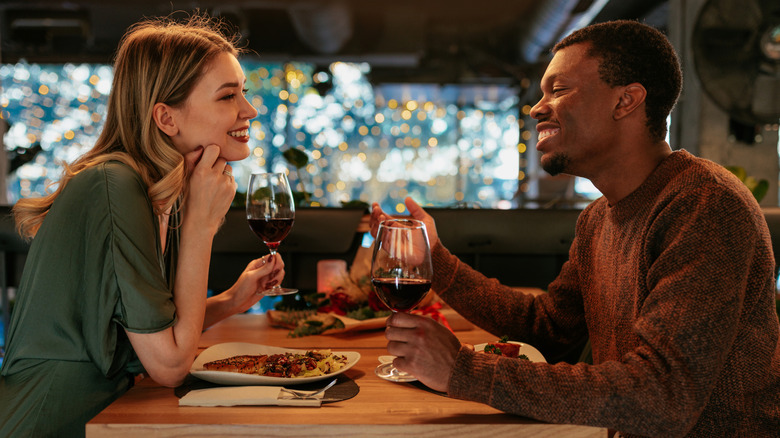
144, 363, 190, 387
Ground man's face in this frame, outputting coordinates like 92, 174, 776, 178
530, 43, 621, 178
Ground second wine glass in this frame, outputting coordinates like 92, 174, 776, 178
246, 172, 298, 296
371, 218, 433, 382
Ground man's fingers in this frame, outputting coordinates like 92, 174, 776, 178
404, 197, 426, 219
386, 311, 423, 329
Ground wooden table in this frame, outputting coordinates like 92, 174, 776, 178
87, 313, 607, 437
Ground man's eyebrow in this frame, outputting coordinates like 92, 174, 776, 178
540, 73, 559, 87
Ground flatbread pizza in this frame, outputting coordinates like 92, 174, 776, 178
202, 350, 348, 378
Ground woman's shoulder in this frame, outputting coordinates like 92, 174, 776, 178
72, 161, 147, 194
59, 161, 150, 214
77, 160, 142, 182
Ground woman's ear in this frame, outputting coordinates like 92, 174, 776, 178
152, 102, 178, 137
613, 83, 647, 120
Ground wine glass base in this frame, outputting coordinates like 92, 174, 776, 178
263, 287, 299, 296
374, 362, 418, 382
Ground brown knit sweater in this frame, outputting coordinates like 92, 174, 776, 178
438, 150, 780, 437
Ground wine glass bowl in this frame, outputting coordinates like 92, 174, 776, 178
371, 218, 433, 382
246, 172, 298, 296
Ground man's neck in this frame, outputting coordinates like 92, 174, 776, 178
591, 142, 673, 206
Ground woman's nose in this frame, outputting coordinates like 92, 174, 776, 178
241, 95, 258, 120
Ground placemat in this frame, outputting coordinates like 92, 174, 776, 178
176, 373, 359, 403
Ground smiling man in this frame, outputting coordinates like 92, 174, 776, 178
371, 20, 780, 437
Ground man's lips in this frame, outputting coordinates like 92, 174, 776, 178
536, 127, 560, 149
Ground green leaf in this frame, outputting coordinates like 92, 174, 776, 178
725, 165, 747, 182
752, 179, 769, 203
340, 200, 370, 210
283, 148, 309, 169
231, 191, 246, 208
292, 190, 312, 206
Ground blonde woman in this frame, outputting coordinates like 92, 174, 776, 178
0, 14, 284, 437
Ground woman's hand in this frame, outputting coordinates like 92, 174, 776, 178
370, 197, 440, 249
182, 144, 236, 236
203, 253, 285, 328
230, 253, 285, 313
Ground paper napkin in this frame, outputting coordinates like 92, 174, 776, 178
178, 386, 322, 407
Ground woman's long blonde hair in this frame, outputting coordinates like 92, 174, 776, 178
13, 13, 241, 238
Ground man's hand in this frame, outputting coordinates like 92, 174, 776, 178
384, 312, 461, 393
370, 197, 440, 249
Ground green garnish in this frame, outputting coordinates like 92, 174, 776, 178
483, 335, 512, 355
483, 344, 502, 355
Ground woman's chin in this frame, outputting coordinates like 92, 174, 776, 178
221, 145, 250, 162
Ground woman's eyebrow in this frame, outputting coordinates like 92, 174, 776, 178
215, 77, 247, 92
216, 81, 240, 91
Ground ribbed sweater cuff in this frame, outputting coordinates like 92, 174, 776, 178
448, 345, 499, 404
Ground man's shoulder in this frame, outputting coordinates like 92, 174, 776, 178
672, 150, 741, 184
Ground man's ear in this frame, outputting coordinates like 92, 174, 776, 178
613, 83, 646, 120
152, 102, 178, 137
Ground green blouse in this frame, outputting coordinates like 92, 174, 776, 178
0, 161, 178, 437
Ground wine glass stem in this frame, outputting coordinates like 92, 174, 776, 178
265, 247, 283, 293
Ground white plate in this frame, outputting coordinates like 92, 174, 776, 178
190, 342, 361, 386
473, 341, 547, 363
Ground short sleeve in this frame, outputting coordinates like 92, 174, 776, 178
1, 161, 176, 378
102, 162, 177, 332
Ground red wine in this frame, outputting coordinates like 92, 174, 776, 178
248, 218, 294, 250
371, 278, 431, 312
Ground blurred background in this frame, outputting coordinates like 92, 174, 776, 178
1, 0, 779, 349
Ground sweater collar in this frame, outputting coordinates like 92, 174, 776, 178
607, 149, 692, 223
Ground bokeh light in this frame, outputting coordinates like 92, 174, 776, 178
1, 61, 525, 210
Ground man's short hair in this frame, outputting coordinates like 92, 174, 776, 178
554, 20, 682, 142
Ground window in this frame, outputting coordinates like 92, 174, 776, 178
1, 61, 529, 213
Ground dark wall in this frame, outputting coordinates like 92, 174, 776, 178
426, 208, 581, 288
3, 206, 780, 301
209, 207, 367, 293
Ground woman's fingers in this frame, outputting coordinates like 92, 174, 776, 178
183, 146, 205, 174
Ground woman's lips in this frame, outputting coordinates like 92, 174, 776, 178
228, 128, 250, 142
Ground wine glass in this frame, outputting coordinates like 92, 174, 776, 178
246, 172, 298, 295
371, 219, 433, 382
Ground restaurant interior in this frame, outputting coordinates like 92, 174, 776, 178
0, 0, 779, 435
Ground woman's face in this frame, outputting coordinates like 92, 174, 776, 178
168, 52, 258, 162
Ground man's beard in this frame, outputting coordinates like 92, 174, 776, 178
541, 152, 571, 176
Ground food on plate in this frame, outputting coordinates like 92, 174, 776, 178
480, 336, 530, 360
202, 354, 268, 374
267, 310, 346, 337
202, 350, 349, 378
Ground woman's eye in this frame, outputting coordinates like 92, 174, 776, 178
242, 88, 249, 95
220, 93, 236, 101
